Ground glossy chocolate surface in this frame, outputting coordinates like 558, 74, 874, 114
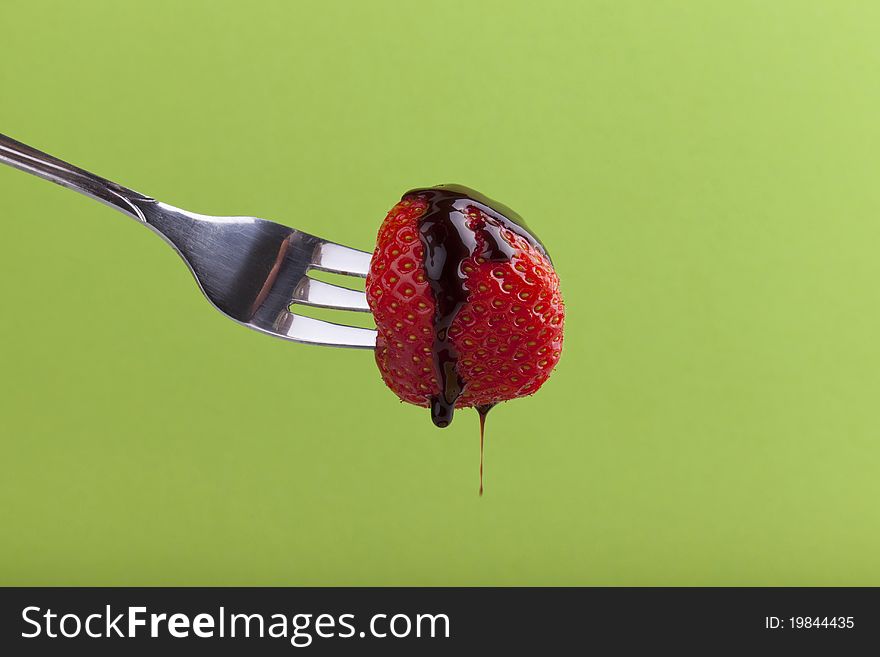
405, 185, 546, 428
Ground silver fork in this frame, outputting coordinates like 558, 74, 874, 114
0, 133, 376, 348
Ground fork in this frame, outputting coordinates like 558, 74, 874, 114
0, 133, 376, 348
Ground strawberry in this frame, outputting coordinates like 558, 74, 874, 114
366, 185, 564, 428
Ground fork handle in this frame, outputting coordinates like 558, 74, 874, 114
0, 133, 153, 222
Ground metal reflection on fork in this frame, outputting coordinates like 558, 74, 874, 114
0, 133, 376, 348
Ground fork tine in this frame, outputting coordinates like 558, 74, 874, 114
291, 278, 371, 312
268, 311, 377, 348
312, 241, 372, 277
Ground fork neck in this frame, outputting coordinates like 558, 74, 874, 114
0, 133, 154, 223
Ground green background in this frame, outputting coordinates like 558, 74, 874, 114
2, 0, 879, 586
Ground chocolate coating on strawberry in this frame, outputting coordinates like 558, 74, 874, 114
367, 185, 564, 428
409, 185, 549, 427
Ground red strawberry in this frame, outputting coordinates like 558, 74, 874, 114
366, 185, 564, 428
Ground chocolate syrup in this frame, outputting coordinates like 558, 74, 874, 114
406, 184, 548, 429
476, 403, 495, 496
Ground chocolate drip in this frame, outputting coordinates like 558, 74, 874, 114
407, 185, 546, 428
476, 403, 495, 495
